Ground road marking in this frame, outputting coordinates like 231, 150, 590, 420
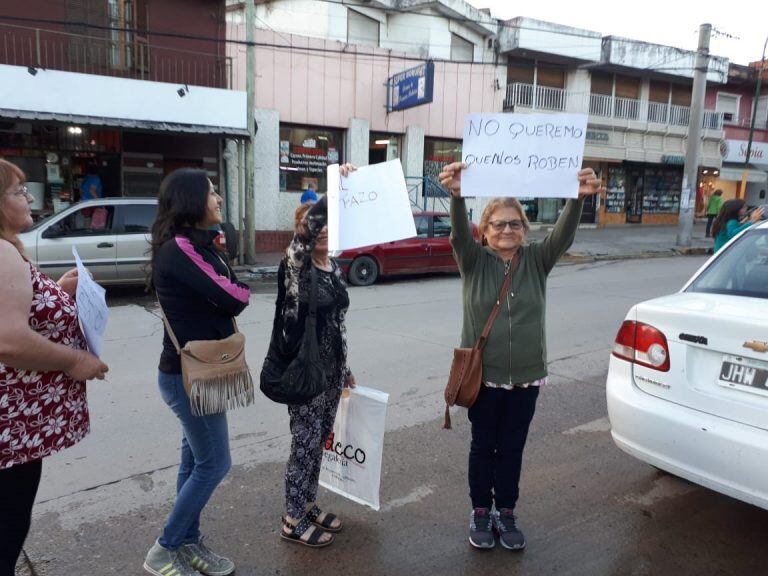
563, 416, 611, 435
380, 485, 435, 512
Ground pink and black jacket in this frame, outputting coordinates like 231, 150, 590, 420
153, 229, 250, 374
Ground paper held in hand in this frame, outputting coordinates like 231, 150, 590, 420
460, 112, 588, 199
327, 159, 417, 252
72, 246, 109, 357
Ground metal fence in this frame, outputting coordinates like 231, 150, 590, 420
0, 23, 232, 89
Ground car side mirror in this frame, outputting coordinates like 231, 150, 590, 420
42, 223, 63, 239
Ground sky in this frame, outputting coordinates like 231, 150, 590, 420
469, 0, 766, 66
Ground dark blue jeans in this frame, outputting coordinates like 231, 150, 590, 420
157, 372, 231, 550
468, 384, 539, 511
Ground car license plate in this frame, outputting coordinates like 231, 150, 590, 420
718, 355, 768, 393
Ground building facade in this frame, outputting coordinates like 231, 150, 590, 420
226, 0, 730, 249
0, 0, 246, 217
702, 62, 768, 211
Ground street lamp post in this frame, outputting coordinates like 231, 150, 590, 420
739, 35, 768, 198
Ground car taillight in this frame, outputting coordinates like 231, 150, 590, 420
612, 320, 670, 372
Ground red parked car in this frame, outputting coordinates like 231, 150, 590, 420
332, 212, 481, 286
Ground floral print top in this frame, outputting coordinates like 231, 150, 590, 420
0, 263, 90, 469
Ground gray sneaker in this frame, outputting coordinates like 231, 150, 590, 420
143, 540, 202, 576
178, 538, 235, 576
469, 507, 495, 549
493, 509, 526, 550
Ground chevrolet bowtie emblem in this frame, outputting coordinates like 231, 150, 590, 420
743, 341, 768, 353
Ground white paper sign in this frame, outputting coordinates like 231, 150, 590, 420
72, 247, 109, 357
461, 113, 588, 198
327, 159, 417, 251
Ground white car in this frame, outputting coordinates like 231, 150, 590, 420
607, 219, 768, 510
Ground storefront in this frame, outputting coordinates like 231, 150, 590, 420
279, 124, 343, 195
369, 132, 400, 165
601, 162, 684, 225
0, 121, 223, 218
0, 63, 247, 218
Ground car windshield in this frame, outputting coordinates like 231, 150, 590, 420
687, 228, 768, 299
27, 212, 58, 231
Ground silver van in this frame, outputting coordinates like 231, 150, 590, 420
19, 198, 158, 285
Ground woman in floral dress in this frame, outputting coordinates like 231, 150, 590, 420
0, 159, 108, 572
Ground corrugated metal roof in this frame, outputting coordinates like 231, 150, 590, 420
0, 108, 249, 137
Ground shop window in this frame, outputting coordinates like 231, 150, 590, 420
279, 125, 343, 193
716, 93, 740, 124
369, 133, 400, 165
450, 33, 474, 62
424, 138, 462, 191
347, 9, 380, 47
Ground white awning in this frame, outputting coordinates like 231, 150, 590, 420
719, 167, 768, 183
0, 64, 247, 137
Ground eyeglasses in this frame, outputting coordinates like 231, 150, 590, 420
488, 219, 524, 232
10, 185, 31, 198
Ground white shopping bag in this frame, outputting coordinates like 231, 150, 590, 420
319, 386, 389, 510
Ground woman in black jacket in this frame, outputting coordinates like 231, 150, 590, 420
269, 179, 356, 548
144, 169, 250, 576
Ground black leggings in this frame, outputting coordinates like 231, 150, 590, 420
0, 459, 43, 576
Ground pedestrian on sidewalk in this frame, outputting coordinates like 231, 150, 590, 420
269, 165, 356, 549
144, 169, 251, 576
711, 199, 764, 253
705, 189, 723, 237
0, 159, 108, 573
438, 162, 602, 552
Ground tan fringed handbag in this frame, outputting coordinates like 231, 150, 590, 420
159, 303, 255, 416
443, 255, 519, 429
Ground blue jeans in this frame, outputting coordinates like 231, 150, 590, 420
157, 372, 231, 550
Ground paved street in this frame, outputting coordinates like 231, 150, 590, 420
20, 255, 768, 576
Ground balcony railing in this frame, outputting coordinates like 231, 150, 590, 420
589, 93, 722, 130
0, 23, 232, 89
504, 83, 566, 112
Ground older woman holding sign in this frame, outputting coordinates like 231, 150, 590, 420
438, 161, 602, 551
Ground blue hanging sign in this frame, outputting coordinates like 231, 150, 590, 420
387, 61, 435, 112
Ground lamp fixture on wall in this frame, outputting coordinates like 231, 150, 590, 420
177, 84, 190, 97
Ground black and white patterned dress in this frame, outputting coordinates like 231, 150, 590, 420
270, 197, 351, 519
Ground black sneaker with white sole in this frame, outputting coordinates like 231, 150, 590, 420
493, 508, 526, 550
468, 507, 495, 549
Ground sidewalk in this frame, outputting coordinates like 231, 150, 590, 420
235, 222, 712, 279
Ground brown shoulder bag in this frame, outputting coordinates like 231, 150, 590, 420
158, 303, 255, 416
443, 255, 519, 429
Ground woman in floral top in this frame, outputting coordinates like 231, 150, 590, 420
0, 159, 108, 572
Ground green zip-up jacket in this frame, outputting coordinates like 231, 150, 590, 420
450, 196, 585, 386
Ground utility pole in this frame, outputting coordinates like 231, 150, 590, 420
738, 35, 768, 199
677, 23, 711, 247
244, 0, 257, 264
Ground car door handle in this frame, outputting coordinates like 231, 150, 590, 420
97, 242, 114, 248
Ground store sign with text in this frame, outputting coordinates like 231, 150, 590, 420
720, 139, 768, 167
387, 61, 435, 112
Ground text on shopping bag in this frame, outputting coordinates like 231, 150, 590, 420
460, 113, 588, 199
327, 159, 417, 251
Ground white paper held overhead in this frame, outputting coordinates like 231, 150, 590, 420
327, 159, 417, 252
461, 113, 588, 199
